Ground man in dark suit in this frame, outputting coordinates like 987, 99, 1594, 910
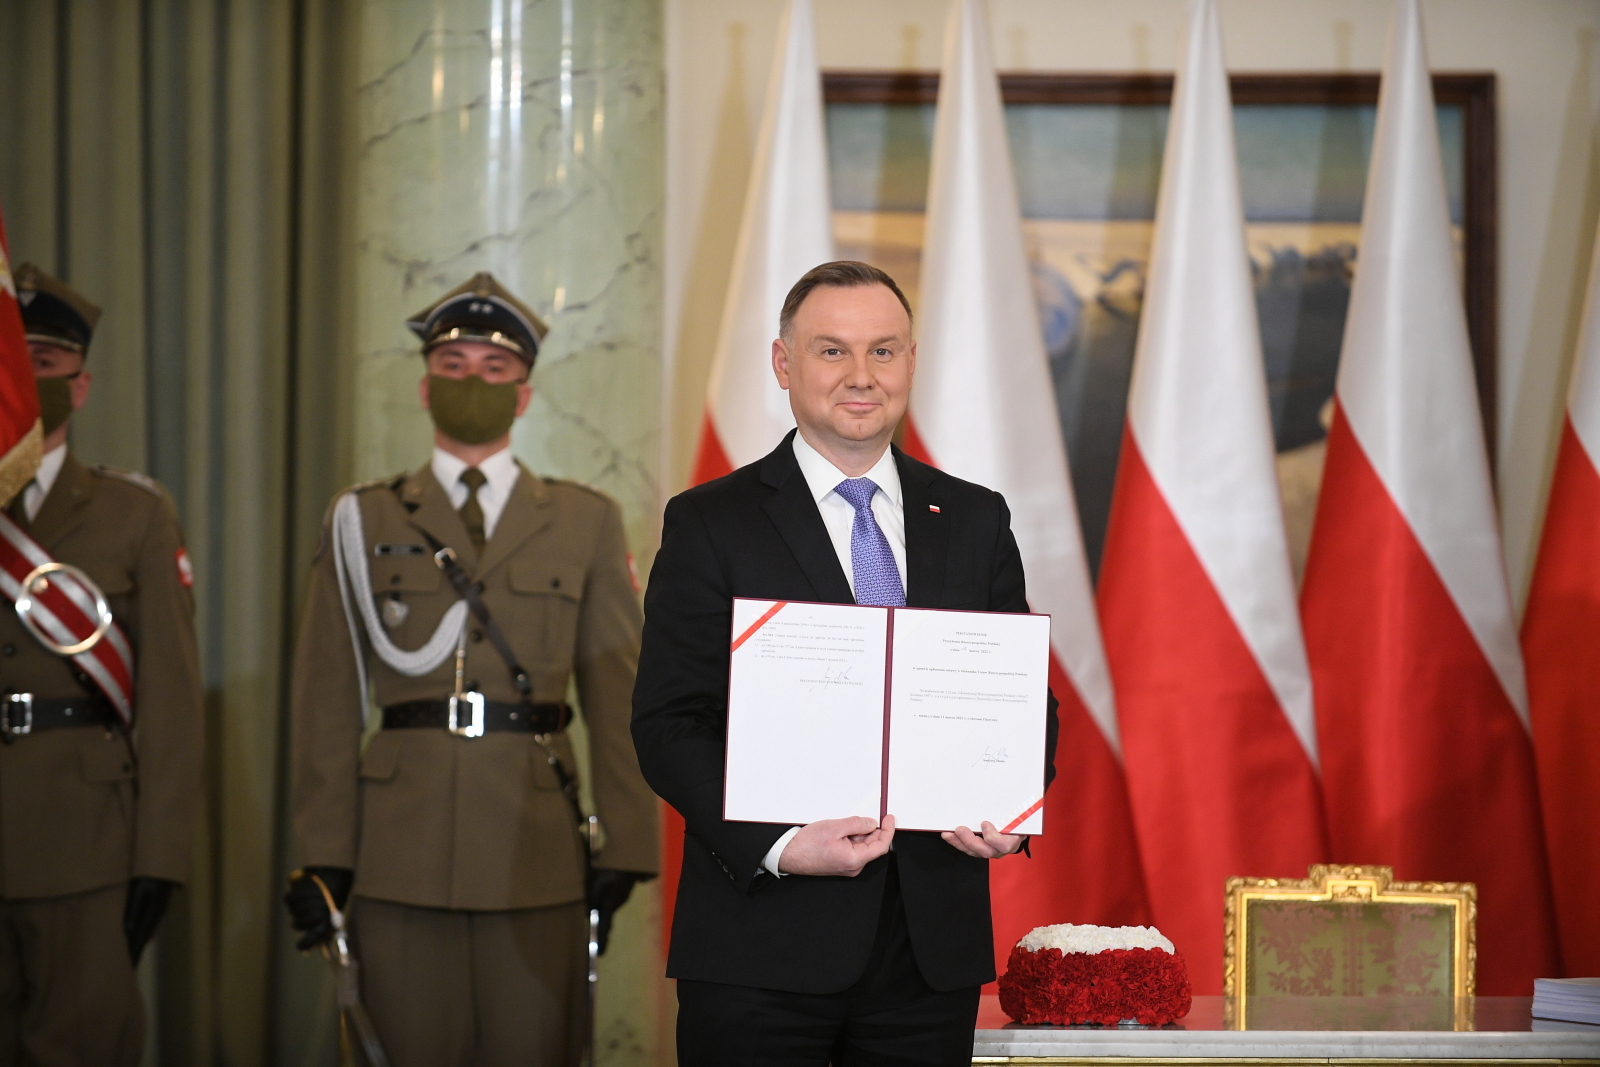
632, 260, 1059, 1065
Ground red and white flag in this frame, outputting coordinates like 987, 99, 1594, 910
689, 0, 833, 484
667, 0, 834, 951
1521, 215, 1600, 978
1300, 0, 1559, 992
1096, 0, 1326, 993
909, 0, 1150, 981
0, 200, 41, 503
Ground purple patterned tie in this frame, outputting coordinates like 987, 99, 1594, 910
834, 478, 906, 607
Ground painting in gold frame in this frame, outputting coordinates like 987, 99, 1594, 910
824, 71, 1496, 584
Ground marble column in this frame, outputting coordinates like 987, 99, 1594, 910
353, 2, 666, 1063
355, 0, 663, 551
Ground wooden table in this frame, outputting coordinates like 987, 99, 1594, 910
973, 995, 1600, 1064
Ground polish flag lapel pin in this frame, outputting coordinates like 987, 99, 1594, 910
928, 505, 941, 513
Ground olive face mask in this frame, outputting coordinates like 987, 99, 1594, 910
37, 375, 79, 436
426, 374, 521, 445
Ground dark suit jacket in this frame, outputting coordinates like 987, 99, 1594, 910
631, 431, 1059, 994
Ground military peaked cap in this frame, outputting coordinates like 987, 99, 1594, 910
14, 263, 101, 354
406, 272, 548, 367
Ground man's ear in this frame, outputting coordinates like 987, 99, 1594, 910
771, 338, 792, 390
70, 370, 92, 411
419, 373, 431, 410
514, 379, 533, 417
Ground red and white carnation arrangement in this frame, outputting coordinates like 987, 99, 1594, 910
997, 924, 1192, 1026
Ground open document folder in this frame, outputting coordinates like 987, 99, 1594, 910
723, 598, 1050, 834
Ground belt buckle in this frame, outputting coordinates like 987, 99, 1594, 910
448, 691, 486, 738
1, 693, 33, 739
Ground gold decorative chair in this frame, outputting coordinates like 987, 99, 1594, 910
1224, 865, 1475, 1030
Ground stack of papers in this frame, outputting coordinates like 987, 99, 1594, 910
1533, 978, 1600, 1026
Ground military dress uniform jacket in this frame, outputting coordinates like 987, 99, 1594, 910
290, 462, 658, 911
0, 455, 204, 900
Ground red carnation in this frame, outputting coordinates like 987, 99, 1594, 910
998, 946, 1192, 1027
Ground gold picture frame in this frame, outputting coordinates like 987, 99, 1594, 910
1224, 865, 1476, 1029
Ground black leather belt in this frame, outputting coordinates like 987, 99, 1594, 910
382, 698, 571, 736
0, 693, 116, 739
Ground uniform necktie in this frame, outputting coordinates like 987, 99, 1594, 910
833, 477, 905, 607
458, 468, 488, 553
5, 483, 32, 530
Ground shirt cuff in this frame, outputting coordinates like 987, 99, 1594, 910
762, 827, 801, 877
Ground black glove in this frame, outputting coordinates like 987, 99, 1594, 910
124, 877, 177, 966
586, 869, 654, 956
284, 866, 354, 951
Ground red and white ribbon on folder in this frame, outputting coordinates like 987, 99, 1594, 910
0, 513, 134, 723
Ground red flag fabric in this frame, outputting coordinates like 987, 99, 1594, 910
0, 201, 42, 503
1096, 0, 1326, 995
1300, 0, 1559, 993
908, 0, 1149, 987
1521, 219, 1600, 978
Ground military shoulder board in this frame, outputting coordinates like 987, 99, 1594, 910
547, 476, 609, 501
93, 465, 163, 496
348, 473, 406, 496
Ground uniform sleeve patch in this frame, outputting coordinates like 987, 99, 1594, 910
176, 547, 194, 587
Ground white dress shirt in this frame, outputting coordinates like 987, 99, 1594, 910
789, 431, 907, 596
432, 446, 520, 541
20, 444, 68, 522
762, 432, 907, 877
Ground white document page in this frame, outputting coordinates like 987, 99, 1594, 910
723, 598, 889, 825
884, 609, 1051, 833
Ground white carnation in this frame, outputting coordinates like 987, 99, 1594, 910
1016, 924, 1175, 955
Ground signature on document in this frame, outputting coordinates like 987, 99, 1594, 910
972, 746, 1010, 768
809, 665, 856, 691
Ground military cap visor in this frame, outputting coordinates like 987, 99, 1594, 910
407, 273, 547, 366
14, 263, 101, 354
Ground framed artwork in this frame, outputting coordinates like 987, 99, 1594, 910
823, 72, 1497, 579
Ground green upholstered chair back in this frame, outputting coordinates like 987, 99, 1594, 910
1224, 866, 1475, 1030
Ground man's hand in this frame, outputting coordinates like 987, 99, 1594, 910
124, 877, 177, 966
941, 821, 1025, 859
778, 815, 895, 876
284, 866, 354, 951
587, 869, 655, 955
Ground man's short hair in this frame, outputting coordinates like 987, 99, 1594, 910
778, 261, 914, 341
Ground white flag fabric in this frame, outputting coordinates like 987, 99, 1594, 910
910, 0, 1151, 975
1300, 0, 1558, 992
1097, 0, 1325, 992
912, 0, 1115, 754
692, 0, 833, 480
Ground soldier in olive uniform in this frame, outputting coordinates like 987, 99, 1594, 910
285, 273, 658, 1065
0, 265, 204, 1065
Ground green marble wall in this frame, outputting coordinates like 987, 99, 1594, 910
353, 1, 668, 1062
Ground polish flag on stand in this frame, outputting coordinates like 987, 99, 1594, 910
908, 0, 1151, 983
1520, 217, 1600, 979
1299, 0, 1559, 992
0, 202, 41, 504
666, 0, 834, 948
1095, 0, 1326, 994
